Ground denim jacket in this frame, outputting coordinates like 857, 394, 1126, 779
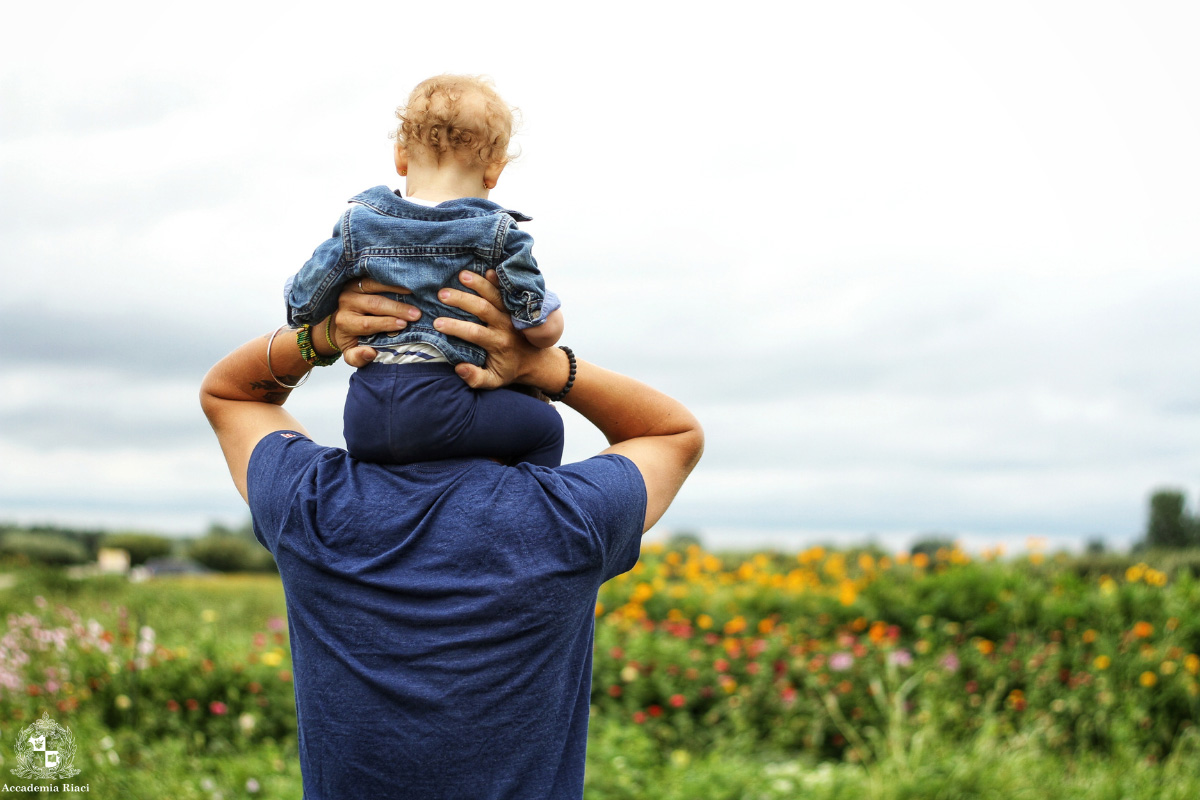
286, 186, 558, 367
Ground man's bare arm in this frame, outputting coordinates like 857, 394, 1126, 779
199, 281, 419, 502
436, 272, 704, 532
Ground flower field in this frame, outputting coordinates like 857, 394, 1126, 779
591, 543, 1200, 766
2, 544, 1200, 798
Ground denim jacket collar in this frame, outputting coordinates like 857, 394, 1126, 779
349, 185, 532, 223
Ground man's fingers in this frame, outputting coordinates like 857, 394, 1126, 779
454, 363, 498, 390
434, 314, 501, 349
343, 291, 421, 321
459, 270, 504, 307
356, 279, 410, 295
344, 345, 378, 368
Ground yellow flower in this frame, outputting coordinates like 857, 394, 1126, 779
697, 614, 713, 630
594, 603, 604, 617
620, 665, 638, 682
1139, 671, 1157, 688
1161, 661, 1178, 676
1094, 655, 1111, 670
262, 651, 284, 667
115, 695, 132, 709
1185, 654, 1200, 675
1125, 563, 1146, 583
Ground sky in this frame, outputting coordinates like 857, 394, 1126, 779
2, 1, 1198, 552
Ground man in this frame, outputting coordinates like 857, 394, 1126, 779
201, 271, 703, 799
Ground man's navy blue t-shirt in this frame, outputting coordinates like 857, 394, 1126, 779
247, 431, 647, 799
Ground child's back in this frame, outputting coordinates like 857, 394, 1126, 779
285, 75, 566, 467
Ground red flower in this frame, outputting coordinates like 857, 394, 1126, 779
166, 700, 180, 712
248, 681, 262, 694
669, 694, 686, 708
632, 711, 647, 724
746, 662, 760, 675
715, 659, 730, 673
648, 705, 663, 717
186, 698, 199, 711
209, 701, 228, 715
608, 685, 622, 698
609, 647, 624, 660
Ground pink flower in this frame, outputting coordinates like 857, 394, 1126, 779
209, 701, 228, 715
829, 652, 854, 672
940, 653, 961, 673
267, 616, 285, 631
888, 650, 913, 667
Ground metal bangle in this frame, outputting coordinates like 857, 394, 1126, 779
266, 325, 311, 390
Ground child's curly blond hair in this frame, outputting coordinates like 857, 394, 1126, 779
393, 75, 516, 168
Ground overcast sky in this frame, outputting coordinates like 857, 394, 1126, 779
2, 1, 1198, 551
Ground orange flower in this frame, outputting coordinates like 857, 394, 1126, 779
1139, 671, 1158, 688
1082, 630, 1097, 644
1132, 622, 1154, 639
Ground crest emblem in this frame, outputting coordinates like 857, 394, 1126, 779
10, 712, 81, 779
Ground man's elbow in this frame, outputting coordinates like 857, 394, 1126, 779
680, 419, 705, 473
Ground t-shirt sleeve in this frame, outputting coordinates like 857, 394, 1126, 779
552, 454, 648, 582
246, 430, 328, 555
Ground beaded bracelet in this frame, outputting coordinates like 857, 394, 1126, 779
324, 316, 342, 355
547, 346, 577, 402
297, 324, 340, 367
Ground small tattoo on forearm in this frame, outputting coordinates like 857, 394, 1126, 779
248, 377, 302, 405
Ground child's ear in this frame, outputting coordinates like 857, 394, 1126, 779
483, 161, 506, 191
394, 143, 409, 177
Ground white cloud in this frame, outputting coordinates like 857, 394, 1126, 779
2, 1, 1198, 543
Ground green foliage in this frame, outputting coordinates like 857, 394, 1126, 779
1146, 489, 1193, 549
909, 535, 955, 558
102, 532, 175, 565
6, 547, 1200, 798
188, 535, 276, 573
0, 531, 89, 565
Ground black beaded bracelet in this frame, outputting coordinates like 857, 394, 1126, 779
547, 346, 576, 402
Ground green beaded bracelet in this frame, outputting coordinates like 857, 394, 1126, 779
297, 324, 340, 367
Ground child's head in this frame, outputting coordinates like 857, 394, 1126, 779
393, 75, 516, 173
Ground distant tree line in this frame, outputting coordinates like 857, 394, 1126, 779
0, 519, 275, 572
1141, 488, 1200, 549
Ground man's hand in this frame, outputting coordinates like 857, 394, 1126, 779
330, 279, 421, 367
433, 271, 565, 391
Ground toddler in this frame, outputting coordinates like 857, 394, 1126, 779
285, 74, 566, 467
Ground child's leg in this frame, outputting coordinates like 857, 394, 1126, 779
344, 363, 563, 467
461, 383, 564, 467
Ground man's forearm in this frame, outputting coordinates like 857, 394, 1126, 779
201, 326, 331, 409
